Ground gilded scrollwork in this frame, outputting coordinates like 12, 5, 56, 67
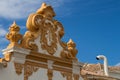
21, 3, 63, 55
24, 64, 39, 80
14, 62, 39, 80
21, 31, 38, 51
14, 63, 24, 75
54, 20, 64, 38
26, 13, 44, 32
21, 2, 78, 58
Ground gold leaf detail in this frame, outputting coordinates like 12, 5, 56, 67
67, 39, 78, 59
47, 69, 53, 80
36, 3, 55, 19
40, 21, 57, 55
6, 21, 22, 48
73, 74, 79, 80
0, 53, 12, 68
14, 63, 24, 75
21, 31, 38, 51
24, 64, 39, 80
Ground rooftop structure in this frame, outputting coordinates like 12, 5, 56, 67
0, 3, 120, 80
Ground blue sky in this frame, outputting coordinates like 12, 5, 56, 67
0, 0, 120, 66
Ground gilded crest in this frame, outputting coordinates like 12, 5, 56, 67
21, 3, 78, 58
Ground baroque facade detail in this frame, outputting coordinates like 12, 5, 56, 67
14, 63, 24, 75
20, 3, 72, 57
22, 4, 59, 55
0, 2, 120, 80
24, 63, 39, 80
14, 62, 39, 80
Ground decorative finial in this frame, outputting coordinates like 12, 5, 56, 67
6, 21, 22, 48
67, 39, 76, 48
9, 21, 20, 32
36, 3, 56, 18
67, 39, 78, 59
41, 3, 47, 7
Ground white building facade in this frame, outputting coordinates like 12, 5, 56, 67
0, 3, 120, 80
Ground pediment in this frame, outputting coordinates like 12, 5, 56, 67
5, 3, 78, 60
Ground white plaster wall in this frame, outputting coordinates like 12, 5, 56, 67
29, 68, 48, 80
0, 59, 24, 80
79, 76, 84, 80
53, 70, 66, 80
29, 68, 66, 80
0, 62, 84, 80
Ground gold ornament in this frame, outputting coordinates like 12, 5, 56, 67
6, 21, 22, 48
14, 63, 24, 75
67, 39, 78, 59
47, 69, 53, 80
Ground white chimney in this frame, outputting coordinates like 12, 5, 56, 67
96, 55, 109, 76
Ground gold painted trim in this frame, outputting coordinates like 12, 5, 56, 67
47, 69, 53, 80
14, 63, 24, 75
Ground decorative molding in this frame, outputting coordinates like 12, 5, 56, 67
47, 69, 53, 80
14, 62, 24, 75
24, 63, 39, 80
73, 74, 79, 80
47, 60, 54, 80
61, 72, 73, 80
